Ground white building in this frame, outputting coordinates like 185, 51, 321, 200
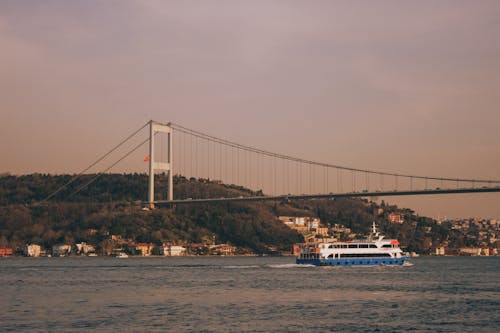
24, 244, 42, 257
434, 247, 445, 256
161, 245, 186, 256
279, 216, 320, 228
278, 216, 306, 226
76, 242, 96, 255
459, 248, 481, 256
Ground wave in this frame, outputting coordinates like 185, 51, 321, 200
266, 263, 316, 268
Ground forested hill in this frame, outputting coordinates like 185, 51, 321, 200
0, 173, 301, 252
0, 173, 261, 205
0, 173, 466, 253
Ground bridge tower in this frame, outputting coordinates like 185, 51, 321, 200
148, 120, 173, 208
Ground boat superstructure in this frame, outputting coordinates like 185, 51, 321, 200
296, 222, 408, 266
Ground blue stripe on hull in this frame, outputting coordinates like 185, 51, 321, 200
296, 257, 408, 266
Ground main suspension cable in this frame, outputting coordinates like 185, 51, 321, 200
170, 122, 500, 185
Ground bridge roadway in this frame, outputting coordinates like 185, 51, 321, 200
151, 186, 500, 206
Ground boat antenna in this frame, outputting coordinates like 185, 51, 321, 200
372, 222, 379, 238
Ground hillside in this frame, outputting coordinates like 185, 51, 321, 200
0, 174, 302, 252
0, 173, 476, 254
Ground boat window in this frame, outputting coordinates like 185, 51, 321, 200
382, 244, 392, 248
370, 244, 377, 248
359, 244, 369, 248
348, 244, 357, 248
341, 253, 391, 258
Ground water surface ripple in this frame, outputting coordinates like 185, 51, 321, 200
1, 256, 498, 332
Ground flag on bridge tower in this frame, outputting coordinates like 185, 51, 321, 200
144, 155, 150, 162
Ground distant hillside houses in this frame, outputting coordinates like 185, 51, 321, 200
388, 213, 405, 224
279, 216, 343, 243
278, 216, 320, 229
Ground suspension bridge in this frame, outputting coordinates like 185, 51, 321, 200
44, 120, 500, 207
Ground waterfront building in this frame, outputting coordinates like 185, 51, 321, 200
210, 244, 235, 255
23, 244, 42, 257
75, 242, 96, 256
52, 244, 71, 257
130, 243, 154, 256
189, 243, 209, 255
459, 248, 481, 256
0, 247, 14, 256
434, 246, 445, 256
160, 244, 186, 256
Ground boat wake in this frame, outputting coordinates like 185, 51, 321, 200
224, 265, 260, 269
267, 263, 315, 268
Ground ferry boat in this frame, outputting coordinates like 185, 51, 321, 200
296, 222, 408, 266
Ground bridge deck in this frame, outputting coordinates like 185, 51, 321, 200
151, 187, 500, 206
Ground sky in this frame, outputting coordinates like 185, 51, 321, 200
1, 0, 500, 219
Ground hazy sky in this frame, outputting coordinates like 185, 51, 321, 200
1, 1, 500, 219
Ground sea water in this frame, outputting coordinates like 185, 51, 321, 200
0, 256, 498, 332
